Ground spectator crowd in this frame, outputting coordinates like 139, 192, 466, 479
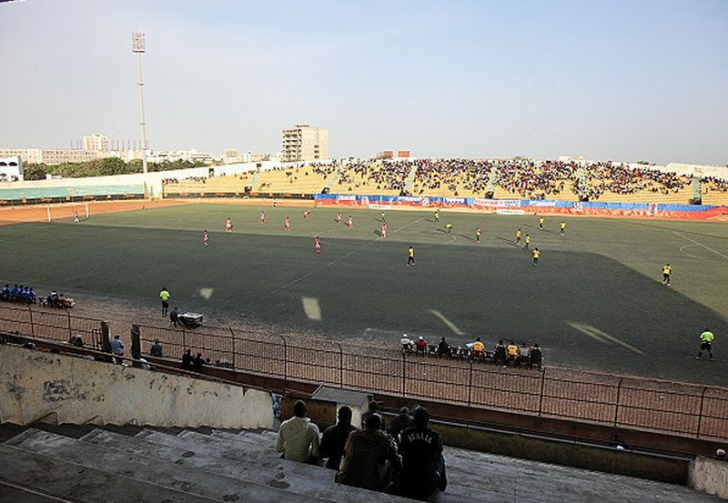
277, 399, 447, 501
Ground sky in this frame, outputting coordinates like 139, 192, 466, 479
1, 0, 726, 165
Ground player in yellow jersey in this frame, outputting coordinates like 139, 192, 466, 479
523, 234, 531, 250
475, 227, 482, 243
538, 217, 545, 231
407, 246, 416, 267
532, 247, 540, 266
434, 208, 440, 223
560, 221, 566, 236
515, 228, 522, 244
445, 223, 453, 234
662, 263, 672, 286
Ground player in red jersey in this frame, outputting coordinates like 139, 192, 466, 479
335, 212, 342, 224
314, 236, 321, 254
203, 230, 209, 246
284, 216, 291, 231
304, 210, 311, 219
225, 217, 233, 232
381, 221, 388, 239
260, 211, 266, 224
347, 215, 353, 228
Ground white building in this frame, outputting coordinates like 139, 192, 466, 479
0, 156, 23, 182
281, 125, 329, 163
82, 134, 109, 152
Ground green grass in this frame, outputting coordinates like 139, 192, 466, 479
2, 203, 727, 385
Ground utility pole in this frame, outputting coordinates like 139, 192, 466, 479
132, 32, 149, 197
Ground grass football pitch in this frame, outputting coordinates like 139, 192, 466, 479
1, 202, 726, 386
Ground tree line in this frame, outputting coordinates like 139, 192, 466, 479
23, 158, 210, 181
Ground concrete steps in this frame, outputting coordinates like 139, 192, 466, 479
4, 429, 321, 503
132, 428, 421, 503
0, 424, 719, 503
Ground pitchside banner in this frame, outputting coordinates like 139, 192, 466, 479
313, 194, 727, 220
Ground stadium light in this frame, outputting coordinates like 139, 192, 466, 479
132, 32, 149, 192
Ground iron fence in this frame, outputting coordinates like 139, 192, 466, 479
1, 303, 726, 441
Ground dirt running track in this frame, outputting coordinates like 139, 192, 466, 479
0, 199, 192, 225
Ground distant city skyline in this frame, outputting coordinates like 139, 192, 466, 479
1, 0, 726, 165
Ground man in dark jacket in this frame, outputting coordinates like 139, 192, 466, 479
399, 406, 447, 500
389, 406, 413, 444
336, 413, 401, 492
320, 406, 358, 470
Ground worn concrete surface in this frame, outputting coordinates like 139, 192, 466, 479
0, 343, 273, 429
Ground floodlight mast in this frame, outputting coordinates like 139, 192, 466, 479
132, 32, 149, 194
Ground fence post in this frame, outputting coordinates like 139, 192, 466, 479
131, 324, 141, 358
281, 335, 288, 381
334, 342, 343, 388
613, 378, 624, 428
100, 321, 111, 353
64, 309, 72, 339
538, 368, 546, 416
467, 361, 473, 406
401, 353, 407, 397
182, 328, 187, 350
696, 386, 708, 439
229, 327, 236, 370
28, 306, 35, 337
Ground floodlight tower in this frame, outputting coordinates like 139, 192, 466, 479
132, 32, 149, 185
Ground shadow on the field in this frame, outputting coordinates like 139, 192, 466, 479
495, 235, 522, 247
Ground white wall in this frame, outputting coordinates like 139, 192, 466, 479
0, 344, 274, 430
689, 455, 728, 499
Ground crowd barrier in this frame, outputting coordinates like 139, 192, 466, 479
1, 303, 725, 442
314, 194, 728, 220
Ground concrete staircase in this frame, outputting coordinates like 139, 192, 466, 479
0, 424, 717, 503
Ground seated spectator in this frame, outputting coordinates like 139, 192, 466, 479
493, 340, 507, 365
110, 335, 124, 364
389, 406, 413, 444
398, 406, 447, 500
362, 400, 386, 431
276, 399, 320, 463
0, 284, 10, 301
414, 336, 428, 355
400, 334, 414, 353
181, 349, 193, 370
335, 413, 401, 492
192, 352, 205, 373
528, 343, 543, 370
320, 406, 358, 470
516, 342, 530, 367
150, 339, 164, 358
68, 334, 84, 348
437, 337, 450, 357
506, 341, 519, 365
472, 337, 486, 360
47, 290, 60, 308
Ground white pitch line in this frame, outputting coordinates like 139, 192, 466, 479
678, 244, 724, 263
568, 321, 645, 356
429, 309, 465, 335
673, 231, 728, 261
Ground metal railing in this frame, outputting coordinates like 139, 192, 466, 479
1, 303, 726, 441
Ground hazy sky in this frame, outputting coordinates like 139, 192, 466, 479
1, 0, 726, 165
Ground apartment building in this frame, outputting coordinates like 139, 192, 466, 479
281, 125, 328, 163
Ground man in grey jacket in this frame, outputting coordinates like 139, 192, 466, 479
276, 400, 320, 463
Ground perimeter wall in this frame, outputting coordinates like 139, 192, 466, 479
0, 343, 274, 430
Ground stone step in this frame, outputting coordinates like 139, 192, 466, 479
172, 430, 493, 503
6, 429, 321, 503
132, 429, 425, 503
0, 442, 220, 503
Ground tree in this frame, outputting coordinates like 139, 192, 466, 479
23, 163, 50, 181
99, 157, 128, 176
